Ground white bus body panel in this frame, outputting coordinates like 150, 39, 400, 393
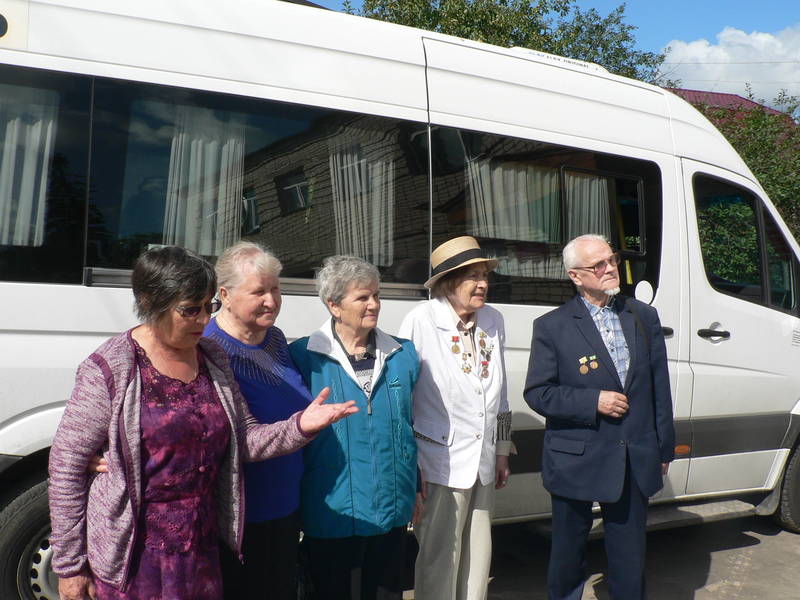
0, 283, 138, 455
0, 0, 796, 526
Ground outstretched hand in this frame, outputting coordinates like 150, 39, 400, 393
299, 387, 358, 434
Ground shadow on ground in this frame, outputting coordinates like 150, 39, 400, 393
487, 516, 784, 599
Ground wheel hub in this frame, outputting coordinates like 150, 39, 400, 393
22, 529, 59, 600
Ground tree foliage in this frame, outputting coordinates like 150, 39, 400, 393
348, 0, 670, 83
697, 201, 760, 286
693, 89, 800, 238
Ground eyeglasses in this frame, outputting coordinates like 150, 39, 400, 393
174, 300, 222, 318
572, 253, 621, 276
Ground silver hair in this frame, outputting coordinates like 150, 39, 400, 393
562, 234, 611, 271
316, 255, 380, 306
215, 241, 282, 290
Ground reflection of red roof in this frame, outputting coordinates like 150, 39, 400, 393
667, 88, 784, 116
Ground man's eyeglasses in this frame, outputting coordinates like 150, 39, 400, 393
572, 253, 621, 276
174, 300, 222, 318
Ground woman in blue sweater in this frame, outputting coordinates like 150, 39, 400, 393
289, 255, 419, 600
205, 241, 312, 600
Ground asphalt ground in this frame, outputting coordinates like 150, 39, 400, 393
482, 516, 800, 599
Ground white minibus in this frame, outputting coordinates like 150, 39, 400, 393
1, 1, 798, 598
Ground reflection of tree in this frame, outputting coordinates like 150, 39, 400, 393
115, 233, 163, 268
0, 152, 88, 283
39, 153, 87, 282
698, 202, 759, 285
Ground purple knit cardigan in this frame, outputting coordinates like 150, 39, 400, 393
48, 330, 312, 590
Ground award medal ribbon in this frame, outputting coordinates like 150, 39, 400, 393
478, 331, 494, 379
450, 334, 472, 374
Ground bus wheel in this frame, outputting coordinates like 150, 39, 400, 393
775, 445, 800, 533
0, 479, 58, 600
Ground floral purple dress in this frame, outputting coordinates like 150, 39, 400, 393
95, 341, 231, 600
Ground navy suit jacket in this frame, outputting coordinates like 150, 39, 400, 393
523, 294, 675, 503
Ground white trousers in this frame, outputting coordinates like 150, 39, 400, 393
413, 480, 495, 600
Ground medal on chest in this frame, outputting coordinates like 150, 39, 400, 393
578, 355, 589, 374
477, 332, 494, 379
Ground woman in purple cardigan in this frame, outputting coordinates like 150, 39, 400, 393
48, 246, 356, 600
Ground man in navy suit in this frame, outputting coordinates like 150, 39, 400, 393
524, 234, 675, 600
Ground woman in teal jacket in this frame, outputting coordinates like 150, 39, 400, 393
289, 255, 419, 600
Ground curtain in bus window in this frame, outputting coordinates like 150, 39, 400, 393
465, 158, 563, 277
0, 85, 59, 247
163, 106, 244, 256
329, 146, 394, 266
565, 171, 612, 240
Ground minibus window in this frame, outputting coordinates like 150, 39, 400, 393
694, 176, 764, 303
763, 209, 798, 313
87, 79, 431, 285
0, 65, 90, 284
430, 126, 661, 305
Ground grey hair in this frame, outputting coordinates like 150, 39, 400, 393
563, 234, 611, 271
316, 255, 380, 306
132, 246, 217, 323
215, 241, 282, 290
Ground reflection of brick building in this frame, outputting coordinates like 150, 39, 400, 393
238, 110, 657, 306
240, 112, 430, 282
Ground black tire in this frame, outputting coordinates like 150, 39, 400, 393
775, 445, 800, 533
0, 479, 59, 600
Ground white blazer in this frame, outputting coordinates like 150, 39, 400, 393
399, 298, 509, 489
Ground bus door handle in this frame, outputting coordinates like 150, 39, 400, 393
661, 327, 674, 337
697, 328, 730, 339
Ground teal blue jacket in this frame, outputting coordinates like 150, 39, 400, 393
289, 321, 419, 538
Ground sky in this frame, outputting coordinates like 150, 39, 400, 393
311, 0, 800, 105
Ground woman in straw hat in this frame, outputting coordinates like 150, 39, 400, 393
399, 236, 512, 600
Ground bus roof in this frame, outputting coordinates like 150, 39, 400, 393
3, 0, 757, 186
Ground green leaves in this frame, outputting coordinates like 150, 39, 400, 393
694, 89, 800, 238
358, 0, 669, 84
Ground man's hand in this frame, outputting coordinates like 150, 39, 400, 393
662, 462, 670, 476
597, 391, 629, 418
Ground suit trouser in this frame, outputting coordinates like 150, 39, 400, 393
413, 480, 494, 600
548, 461, 649, 600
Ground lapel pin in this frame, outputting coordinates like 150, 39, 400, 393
589, 354, 599, 370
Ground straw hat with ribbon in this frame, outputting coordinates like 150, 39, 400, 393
424, 236, 499, 289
